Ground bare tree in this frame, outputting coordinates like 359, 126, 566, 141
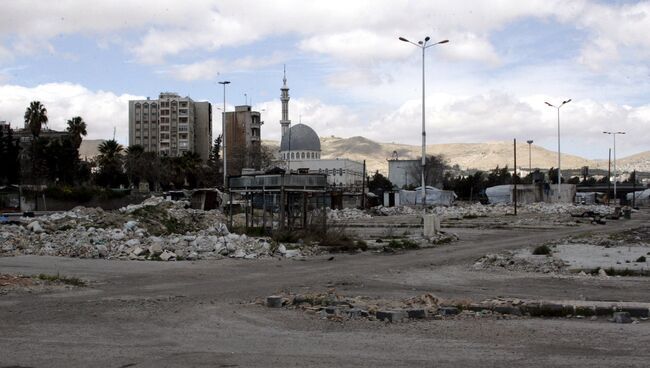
407, 154, 448, 188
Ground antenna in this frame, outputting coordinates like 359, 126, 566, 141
113, 127, 116, 140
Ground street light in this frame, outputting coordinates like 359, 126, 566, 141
603, 131, 625, 204
544, 99, 571, 201
219, 80, 231, 189
526, 140, 533, 174
398, 36, 448, 210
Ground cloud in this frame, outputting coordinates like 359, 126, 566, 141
162, 59, 224, 81
160, 52, 288, 81
0, 83, 141, 144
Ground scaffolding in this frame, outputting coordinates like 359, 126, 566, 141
228, 173, 329, 232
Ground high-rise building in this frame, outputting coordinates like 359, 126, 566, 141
223, 105, 263, 175
128, 92, 212, 160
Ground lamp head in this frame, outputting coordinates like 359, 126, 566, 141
424, 36, 430, 42
545, 102, 554, 107
398, 37, 409, 42
438, 39, 449, 44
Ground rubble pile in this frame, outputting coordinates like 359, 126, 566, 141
370, 206, 418, 216
429, 203, 509, 219
326, 208, 371, 221
0, 197, 294, 261
523, 203, 613, 216
473, 248, 568, 274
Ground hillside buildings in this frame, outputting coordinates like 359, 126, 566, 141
128, 93, 212, 161
223, 105, 263, 175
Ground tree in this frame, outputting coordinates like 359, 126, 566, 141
548, 167, 564, 184
368, 171, 394, 193
66, 116, 87, 149
0, 128, 21, 184
407, 154, 449, 188
486, 166, 511, 187
95, 139, 127, 187
23, 101, 49, 185
24, 101, 48, 139
125, 144, 146, 187
206, 135, 222, 186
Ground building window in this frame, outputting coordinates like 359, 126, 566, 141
291, 152, 295, 159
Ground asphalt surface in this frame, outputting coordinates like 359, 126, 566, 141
1, 211, 649, 367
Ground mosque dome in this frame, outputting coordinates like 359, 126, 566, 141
280, 123, 321, 152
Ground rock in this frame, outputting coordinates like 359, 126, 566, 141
376, 310, 406, 322
267, 296, 283, 308
123, 221, 138, 231
132, 246, 146, 256
277, 244, 287, 255
148, 244, 163, 256
598, 268, 608, 277
284, 249, 301, 258
612, 311, 633, 324
159, 250, 176, 261
95, 244, 108, 258
174, 249, 186, 259
230, 249, 246, 258
26, 221, 44, 233
186, 251, 199, 260
125, 239, 140, 247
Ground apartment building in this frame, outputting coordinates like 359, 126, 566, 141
223, 105, 263, 175
128, 92, 212, 160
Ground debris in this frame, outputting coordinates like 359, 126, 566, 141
612, 311, 633, 324
267, 296, 283, 308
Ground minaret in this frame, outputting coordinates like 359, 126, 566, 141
280, 65, 291, 137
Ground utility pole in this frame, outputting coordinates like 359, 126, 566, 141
513, 138, 517, 216
526, 140, 533, 174
607, 148, 611, 205
219, 80, 231, 189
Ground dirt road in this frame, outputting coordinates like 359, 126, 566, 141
1, 212, 649, 367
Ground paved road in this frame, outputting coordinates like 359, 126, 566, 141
1, 212, 649, 367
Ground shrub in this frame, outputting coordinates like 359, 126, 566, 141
636, 256, 647, 263
532, 245, 552, 256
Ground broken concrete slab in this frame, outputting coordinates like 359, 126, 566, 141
376, 310, 406, 322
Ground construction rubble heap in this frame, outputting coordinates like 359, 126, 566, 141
0, 197, 292, 261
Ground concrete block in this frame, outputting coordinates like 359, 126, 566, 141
376, 310, 406, 322
423, 214, 439, 237
438, 307, 460, 316
574, 305, 596, 317
621, 307, 649, 318
595, 306, 614, 316
407, 309, 428, 319
612, 311, 633, 324
266, 296, 283, 308
493, 306, 522, 316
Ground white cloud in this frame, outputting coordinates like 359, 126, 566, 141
160, 52, 288, 81
0, 83, 141, 144
163, 59, 224, 81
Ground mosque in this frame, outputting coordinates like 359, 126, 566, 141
277, 69, 364, 189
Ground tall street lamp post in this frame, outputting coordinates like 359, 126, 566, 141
526, 140, 533, 174
603, 131, 625, 203
398, 36, 448, 210
219, 81, 231, 189
545, 99, 571, 201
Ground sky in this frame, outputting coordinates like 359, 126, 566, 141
1, 0, 649, 160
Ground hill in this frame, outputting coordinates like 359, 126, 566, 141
264, 136, 650, 174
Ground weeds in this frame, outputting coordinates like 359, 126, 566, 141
387, 239, 419, 250
36, 273, 86, 287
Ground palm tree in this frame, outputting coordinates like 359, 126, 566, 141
95, 139, 125, 188
24, 101, 48, 139
98, 139, 124, 160
66, 116, 87, 149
